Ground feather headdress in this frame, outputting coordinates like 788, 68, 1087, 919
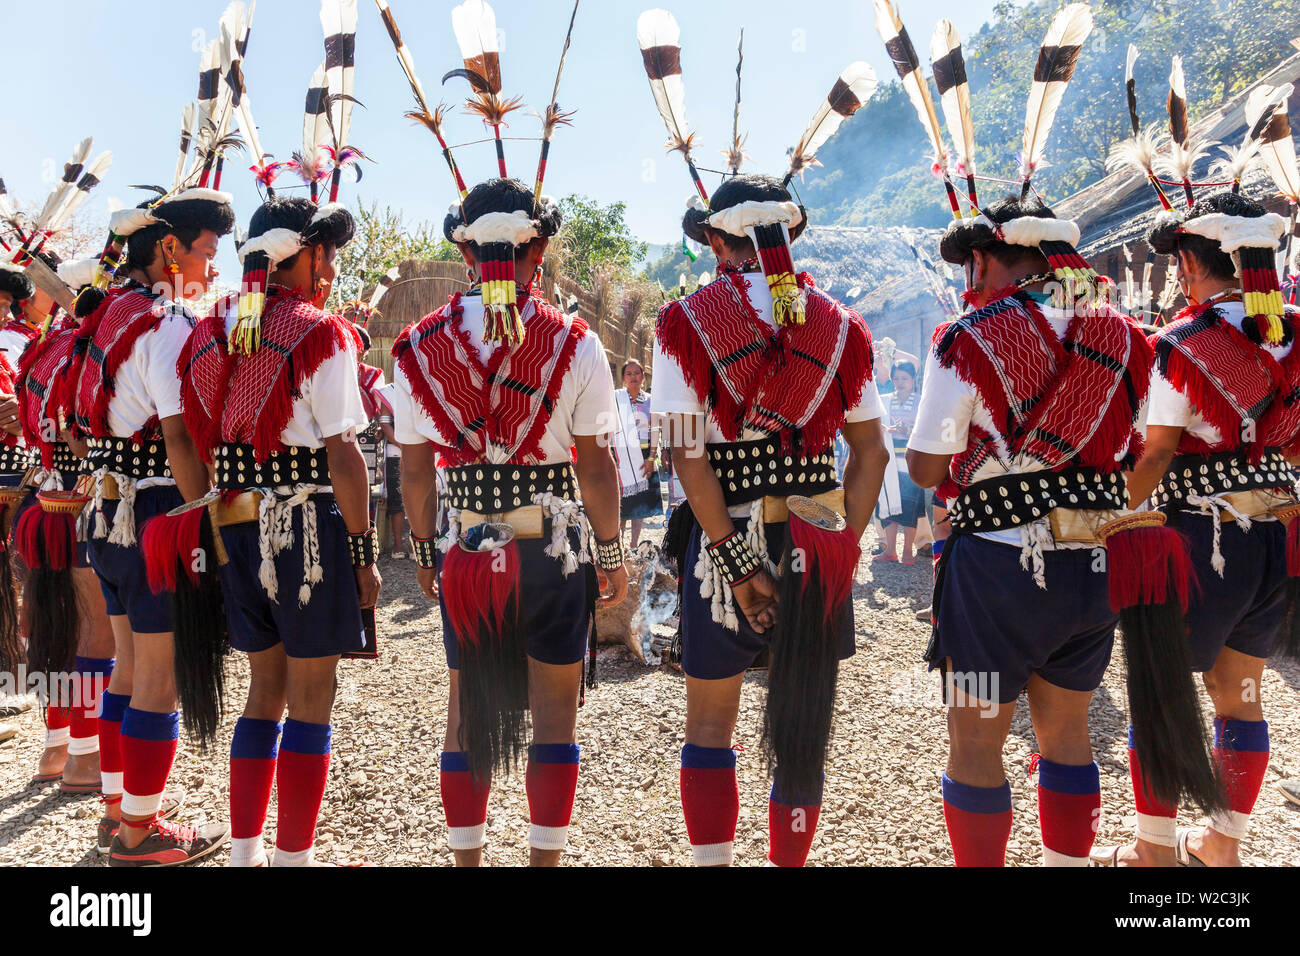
931, 18, 979, 215
722, 28, 748, 177
533, 0, 579, 206
636, 8, 709, 206
320, 0, 367, 202
785, 63, 877, 186
445, 0, 522, 178
373, 0, 468, 202
18, 139, 112, 263
1155, 56, 1217, 208
1251, 83, 1299, 204
1020, 2, 1093, 195
294, 63, 333, 201
872, 0, 958, 218
1106, 45, 1175, 211
1212, 84, 1294, 194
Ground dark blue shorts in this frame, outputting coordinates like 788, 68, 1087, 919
437, 530, 594, 669
1172, 513, 1285, 671
930, 535, 1116, 703
87, 485, 182, 634
217, 499, 365, 659
680, 519, 855, 681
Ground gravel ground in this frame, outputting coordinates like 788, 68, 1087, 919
1, 524, 1298, 867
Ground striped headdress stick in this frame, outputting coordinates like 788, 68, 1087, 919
446, 0, 521, 179
872, 0, 959, 220
192, 37, 222, 187
373, 0, 468, 203
173, 103, 197, 192
1156, 56, 1215, 209
533, 0, 580, 207
636, 8, 709, 207
1106, 45, 1173, 211
195, 20, 241, 190
1020, 2, 1092, 198
26, 150, 113, 261
224, 13, 279, 196
212, 4, 252, 191
722, 27, 748, 177
785, 62, 877, 186
295, 63, 333, 202
931, 19, 980, 215
321, 0, 366, 202
367, 264, 400, 312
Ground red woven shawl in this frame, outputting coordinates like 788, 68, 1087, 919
392, 292, 587, 467
934, 291, 1151, 496
1153, 300, 1300, 459
16, 320, 78, 465
654, 271, 873, 456
180, 288, 360, 463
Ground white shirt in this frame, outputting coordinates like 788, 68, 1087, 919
909, 301, 1145, 547
651, 279, 885, 442
220, 307, 367, 448
389, 295, 618, 463
1147, 299, 1292, 445
0, 326, 33, 371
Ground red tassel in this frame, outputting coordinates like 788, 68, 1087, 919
140, 509, 204, 593
1286, 517, 1300, 578
441, 540, 521, 644
1107, 525, 1194, 613
788, 515, 860, 625
13, 506, 75, 571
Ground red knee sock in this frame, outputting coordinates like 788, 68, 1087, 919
526, 744, 580, 852
440, 751, 491, 851
942, 773, 1012, 867
119, 708, 178, 818
768, 775, 823, 867
68, 657, 113, 758
45, 704, 71, 750
273, 720, 331, 865
229, 717, 281, 866
1209, 717, 1269, 841
1035, 757, 1100, 866
1128, 726, 1178, 847
680, 744, 739, 866
96, 692, 129, 797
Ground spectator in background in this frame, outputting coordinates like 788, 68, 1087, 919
873, 337, 919, 396
874, 361, 924, 564
613, 359, 661, 549
376, 400, 407, 559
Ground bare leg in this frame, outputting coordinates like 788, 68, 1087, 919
877, 523, 899, 560
630, 519, 645, 550
901, 526, 918, 563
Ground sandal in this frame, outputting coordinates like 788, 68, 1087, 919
31, 771, 62, 784
1088, 845, 1122, 867
1175, 827, 1207, 867
59, 780, 103, 795
872, 553, 898, 563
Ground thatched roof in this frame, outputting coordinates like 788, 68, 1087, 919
366, 260, 469, 339
792, 224, 947, 312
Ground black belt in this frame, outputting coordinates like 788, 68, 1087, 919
86, 436, 171, 481
706, 438, 838, 508
215, 443, 329, 490
1154, 449, 1296, 509
947, 467, 1127, 534
443, 462, 577, 512
47, 443, 90, 479
0, 443, 36, 476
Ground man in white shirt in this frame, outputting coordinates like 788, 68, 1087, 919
72, 189, 235, 866
391, 178, 627, 867
654, 174, 889, 867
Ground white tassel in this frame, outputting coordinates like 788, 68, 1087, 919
439, 510, 461, 553
257, 493, 279, 600
299, 500, 323, 607
1018, 518, 1052, 590
1187, 493, 1252, 578
107, 475, 138, 547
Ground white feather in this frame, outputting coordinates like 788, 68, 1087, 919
1246, 83, 1299, 204
1020, 2, 1093, 182
637, 9, 693, 155
49, 151, 112, 232
320, 0, 358, 148
303, 62, 331, 178
35, 137, 92, 232
872, 1, 946, 164
788, 63, 877, 178
1106, 125, 1163, 176
452, 0, 501, 90
931, 19, 975, 176
174, 103, 197, 191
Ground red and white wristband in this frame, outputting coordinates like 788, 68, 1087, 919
707, 531, 761, 587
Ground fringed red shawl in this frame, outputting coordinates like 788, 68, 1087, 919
392, 292, 587, 467
180, 288, 361, 463
0, 351, 18, 450
1153, 300, 1300, 460
16, 320, 78, 466
73, 283, 187, 441
933, 291, 1151, 497
654, 271, 873, 456
358, 362, 384, 421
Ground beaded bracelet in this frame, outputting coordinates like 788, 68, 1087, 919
707, 531, 761, 587
595, 536, 626, 572
411, 533, 439, 569
349, 527, 380, 569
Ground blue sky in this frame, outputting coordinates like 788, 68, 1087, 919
3, 0, 1000, 277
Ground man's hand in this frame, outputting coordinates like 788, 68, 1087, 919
639, 458, 657, 479
732, 570, 779, 633
417, 565, 438, 601
355, 564, 382, 609
597, 563, 630, 608
0, 395, 20, 437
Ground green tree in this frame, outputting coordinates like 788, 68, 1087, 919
329, 200, 459, 307
642, 241, 716, 296
555, 194, 648, 286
